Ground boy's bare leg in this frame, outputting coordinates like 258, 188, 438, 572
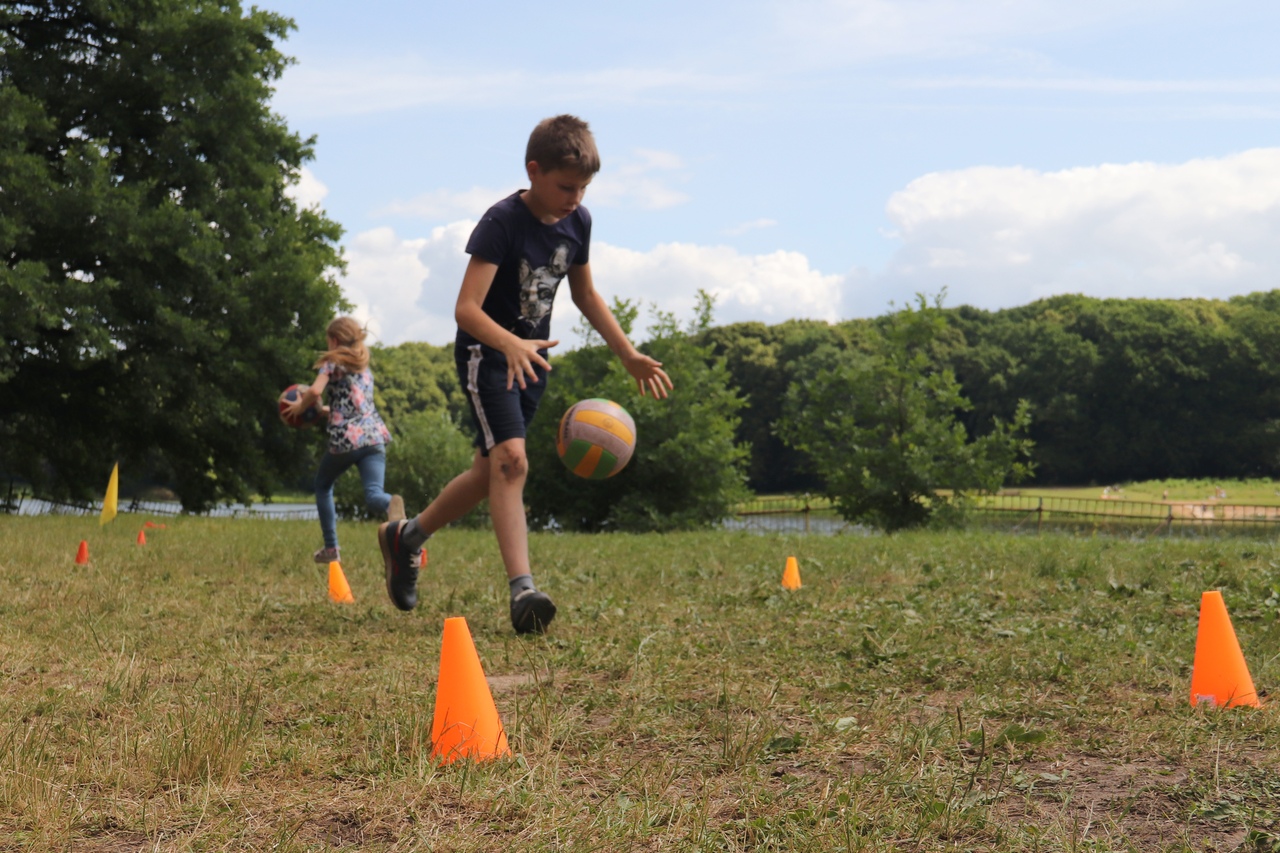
414, 449, 490, 535
486, 438, 531, 580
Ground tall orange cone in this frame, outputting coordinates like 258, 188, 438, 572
328, 561, 355, 603
136, 529, 146, 545
781, 556, 802, 590
1190, 591, 1260, 708
431, 616, 511, 763
75, 540, 89, 565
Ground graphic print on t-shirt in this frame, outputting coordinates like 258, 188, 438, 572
517, 242, 571, 333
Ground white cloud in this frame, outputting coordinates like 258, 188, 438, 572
285, 166, 328, 209
872, 147, 1280, 313
339, 222, 847, 346
378, 186, 520, 221
584, 242, 845, 333
587, 149, 691, 211
338, 222, 472, 347
338, 227, 433, 345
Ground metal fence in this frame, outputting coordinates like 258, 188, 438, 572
725, 493, 1280, 536
9, 490, 1279, 535
970, 494, 1280, 534
2, 495, 318, 521
727, 494, 852, 534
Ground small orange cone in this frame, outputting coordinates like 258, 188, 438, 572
781, 556, 802, 590
1190, 591, 1260, 708
328, 561, 354, 603
136, 529, 146, 545
431, 616, 511, 763
75, 540, 89, 565
144, 521, 167, 529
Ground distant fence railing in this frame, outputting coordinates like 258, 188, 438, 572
971, 494, 1280, 532
726, 493, 1280, 535
729, 494, 848, 534
3, 495, 318, 521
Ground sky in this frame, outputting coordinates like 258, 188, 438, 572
265, 0, 1280, 347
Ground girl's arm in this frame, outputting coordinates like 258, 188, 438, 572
568, 262, 673, 399
283, 371, 329, 417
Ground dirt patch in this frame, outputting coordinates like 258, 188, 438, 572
995, 753, 1250, 851
75, 830, 150, 852
487, 673, 539, 693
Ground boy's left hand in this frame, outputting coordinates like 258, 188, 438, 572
623, 352, 673, 399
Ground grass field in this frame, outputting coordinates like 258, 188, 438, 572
2, 517, 1279, 851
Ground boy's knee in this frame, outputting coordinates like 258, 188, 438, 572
491, 443, 527, 484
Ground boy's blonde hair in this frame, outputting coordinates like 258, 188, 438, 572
314, 316, 370, 372
526, 115, 600, 176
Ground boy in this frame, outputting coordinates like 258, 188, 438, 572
377, 115, 673, 634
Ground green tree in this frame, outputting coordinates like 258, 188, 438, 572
369, 341, 468, 427
525, 293, 750, 532
778, 295, 1033, 531
700, 318, 861, 494
944, 293, 1280, 483
0, 1, 343, 509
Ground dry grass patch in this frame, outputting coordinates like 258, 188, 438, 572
1, 516, 1278, 850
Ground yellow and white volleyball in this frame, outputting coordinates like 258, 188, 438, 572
556, 399, 637, 479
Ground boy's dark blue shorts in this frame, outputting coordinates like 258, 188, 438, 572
455, 341, 548, 456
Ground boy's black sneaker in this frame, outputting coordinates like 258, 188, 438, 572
378, 520, 424, 611
510, 589, 556, 634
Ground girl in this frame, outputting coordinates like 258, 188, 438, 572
285, 317, 404, 563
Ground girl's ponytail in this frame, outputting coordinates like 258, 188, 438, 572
314, 316, 371, 372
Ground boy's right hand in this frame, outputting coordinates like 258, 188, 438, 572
502, 337, 558, 389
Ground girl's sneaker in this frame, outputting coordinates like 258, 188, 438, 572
313, 546, 340, 564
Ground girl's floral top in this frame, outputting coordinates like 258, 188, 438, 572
321, 362, 392, 453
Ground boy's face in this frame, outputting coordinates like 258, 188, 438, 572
523, 162, 593, 224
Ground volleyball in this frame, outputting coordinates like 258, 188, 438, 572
278, 384, 322, 429
556, 398, 636, 479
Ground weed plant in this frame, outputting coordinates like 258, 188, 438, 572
1, 516, 1278, 850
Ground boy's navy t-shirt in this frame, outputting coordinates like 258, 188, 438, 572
460, 191, 591, 346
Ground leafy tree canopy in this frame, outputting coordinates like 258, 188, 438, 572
0, 1, 344, 509
525, 293, 750, 532
778, 295, 1034, 531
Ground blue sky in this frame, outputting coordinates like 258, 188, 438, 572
266, 0, 1280, 346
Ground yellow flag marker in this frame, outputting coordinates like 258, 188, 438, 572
99, 462, 119, 526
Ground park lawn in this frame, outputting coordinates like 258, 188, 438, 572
1, 517, 1279, 851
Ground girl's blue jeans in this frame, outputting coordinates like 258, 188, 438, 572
315, 444, 391, 549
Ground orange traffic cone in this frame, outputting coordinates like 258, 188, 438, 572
136, 529, 146, 545
782, 556, 802, 590
328, 561, 354, 603
431, 617, 511, 763
75, 540, 89, 565
1190, 591, 1260, 708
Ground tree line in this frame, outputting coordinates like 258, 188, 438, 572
358, 289, 1280, 532
702, 291, 1280, 494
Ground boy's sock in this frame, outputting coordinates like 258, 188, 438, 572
400, 518, 430, 550
509, 573, 536, 600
